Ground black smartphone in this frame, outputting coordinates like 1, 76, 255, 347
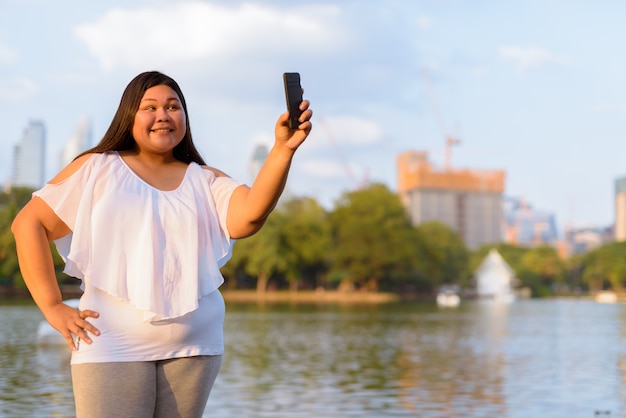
283, 72, 303, 129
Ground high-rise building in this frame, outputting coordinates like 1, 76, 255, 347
565, 225, 612, 255
397, 150, 505, 249
12, 120, 46, 189
615, 176, 626, 242
503, 196, 559, 246
248, 144, 268, 184
60, 117, 92, 169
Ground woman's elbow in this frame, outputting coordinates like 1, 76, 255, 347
229, 219, 267, 240
11, 210, 28, 237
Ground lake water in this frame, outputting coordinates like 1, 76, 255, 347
1, 298, 625, 417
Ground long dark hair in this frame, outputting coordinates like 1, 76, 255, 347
77, 71, 206, 165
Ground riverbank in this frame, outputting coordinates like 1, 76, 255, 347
0, 286, 403, 304
221, 289, 401, 303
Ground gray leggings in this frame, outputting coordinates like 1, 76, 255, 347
71, 355, 222, 418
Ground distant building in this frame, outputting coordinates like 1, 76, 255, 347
12, 120, 46, 189
615, 176, 626, 242
60, 117, 92, 169
248, 144, 268, 184
397, 150, 505, 249
503, 196, 559, 247
564, 225, 613, 255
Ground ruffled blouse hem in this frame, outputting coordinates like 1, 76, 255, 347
35, 151, 242, 323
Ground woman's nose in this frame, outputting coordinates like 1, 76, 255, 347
156, 108, 170, 121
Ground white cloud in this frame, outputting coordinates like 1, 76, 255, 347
74, 2, 345, 71
416, 15, 432, 31
296, 115, 382, 183
500, 45, 567, 73
300, 158, 349, 179
317, 115, 384, 146
0, 77, 38, 101
0, 44, 17, 66
590, 102, 626, 116
471, 66, 487, 77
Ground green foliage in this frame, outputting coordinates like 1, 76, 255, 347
0, 188, 38, 289
580, 242, 626, 292
223, 196, 333, 292
226, 212, 288, 292
0, 187, 34, 209
7, 182, 626, 299
277, 197, 331, 290
517, 245, 564, 297
0, 187, 69, 292
413, 221, 469, 289
472, 244, 565, 297
328, 183, 421, 291
470, 243, 528, 276
0, 201, 21, 287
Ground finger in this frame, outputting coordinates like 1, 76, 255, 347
75, 314, 100, 337
293, 118, 309, 132
299, 109, 313, 123
300, 122, 312, 135
79, 319, 100, 338
62, 331, 77, 351
79, 309, 100, 319
76, 310, 101, 339
277, 111, 290, 127
75, 327, 93, 344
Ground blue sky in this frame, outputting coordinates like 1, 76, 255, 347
1, 0, 625, 230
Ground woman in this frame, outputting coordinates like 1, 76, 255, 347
11, 71, 312, 417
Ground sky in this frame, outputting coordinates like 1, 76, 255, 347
1, 0, 625, 232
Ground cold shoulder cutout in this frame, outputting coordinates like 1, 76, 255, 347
33, 151, 243, 321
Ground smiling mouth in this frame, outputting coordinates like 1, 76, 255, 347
151, 128, 172, 133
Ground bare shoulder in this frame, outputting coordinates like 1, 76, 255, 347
49, 153, 95, 184
201, 165, 230, 178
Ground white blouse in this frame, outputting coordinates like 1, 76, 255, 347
33, 151, 242, 322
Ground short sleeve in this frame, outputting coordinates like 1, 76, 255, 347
32, 155, 97, 230
205, 171, 245, 237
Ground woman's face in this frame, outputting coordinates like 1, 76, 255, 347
131, 84, 187, 155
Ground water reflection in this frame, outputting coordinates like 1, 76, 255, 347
2, 300, 626, 417
0, 305, 75, 417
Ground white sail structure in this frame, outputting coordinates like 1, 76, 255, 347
474, 249, 516, 302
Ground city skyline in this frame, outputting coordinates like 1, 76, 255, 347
2, 1, 625, 229
11, 120, 46, 189
6, 112, 617, 234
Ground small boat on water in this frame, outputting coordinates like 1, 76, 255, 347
437, 292, 460, 307
436, 285, 461, 307
595, 291, 618, 304
36, 298, 80, 346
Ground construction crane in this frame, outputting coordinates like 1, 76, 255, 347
419, 68, 461, 171
318, 117, 369, 190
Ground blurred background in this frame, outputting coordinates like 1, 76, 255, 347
2, 1, 626, 416
3, 0, 625, 232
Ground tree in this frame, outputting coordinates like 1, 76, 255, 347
0, 190, 71, 295
225, 212, 288, 292
329, 183, 418, 292
0, 202, 21, 288
518, 245, 564, 297
413, 221, 469, 290
0, 187, 34, 208
278, 197, 331, 291
580, 242, 626, 292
